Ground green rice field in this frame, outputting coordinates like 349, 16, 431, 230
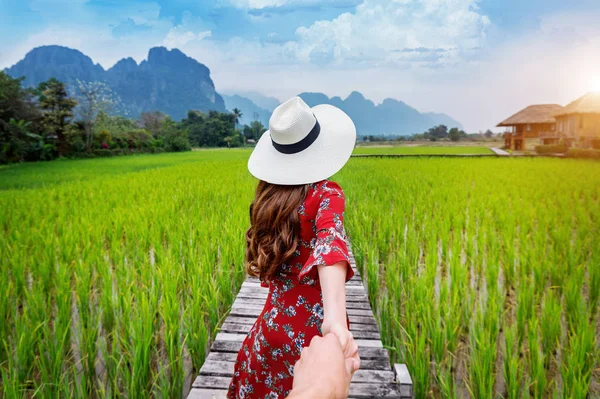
352, 146, 494, 155
1, 150, 599, 398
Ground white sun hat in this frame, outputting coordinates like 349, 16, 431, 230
247, 96, 356, 185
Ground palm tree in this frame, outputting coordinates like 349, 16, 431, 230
232, 108, 243, 128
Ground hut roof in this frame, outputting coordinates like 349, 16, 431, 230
497, 104, 563, 127
554, 92, 600, 116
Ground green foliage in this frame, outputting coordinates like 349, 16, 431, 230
335, 157, 600, 398
535, 143, 568, 154
182, 110, 240, 147
425, 124, 448, 141
448, 127, 467, 142
566, 148, 600, 159
243, 120, 266, 141
1, 76, 196, 164
0, 72, 43, 163
37, 78, 78, 156
0, 152, 599, 397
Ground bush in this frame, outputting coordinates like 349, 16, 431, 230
566, 148, 600, 159
93, 149, 114, 157
535, 144, 567, 154
165, 135, 191, 152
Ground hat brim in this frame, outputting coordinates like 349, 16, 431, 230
247, 104, 356, 185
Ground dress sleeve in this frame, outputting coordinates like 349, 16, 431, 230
299, 182, 354, 285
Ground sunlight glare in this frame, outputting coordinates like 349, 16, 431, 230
592, 76, 600, 92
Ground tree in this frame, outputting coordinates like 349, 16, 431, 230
232, 108, 243, 127
484, 129, 494, 138
139, 111, 165, 138
75, 80, 117, 150
425, 125, 448, 141
37, 78, 77, 157
0, 72, 43, 162
448, 127, 461, 142
243, 121, 266, 141
162, 117, 191, 152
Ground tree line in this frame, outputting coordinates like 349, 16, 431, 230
0, 72, 267, 164
362, 125, 497, 142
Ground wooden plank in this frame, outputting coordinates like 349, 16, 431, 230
230, 303, 374, 317
218, 321, 381, 339
204, 352, 391, 371
236, 288, 369, 299
192, 376, 404, 399
222, 317, 379, 331
232, 297, 372, 310
198, 361, 394, 383
187, 389, 227, 399
210, 340, 390, 360
193, 370, 394, 388
224, 314, 377, 327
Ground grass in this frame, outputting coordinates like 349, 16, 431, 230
336, 157, 600, 398
1, 150, 599, 397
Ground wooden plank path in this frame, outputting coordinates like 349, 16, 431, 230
490, 147, 510, 156
188, 243, 413, 398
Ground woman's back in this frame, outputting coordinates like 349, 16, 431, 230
227, 179, 354, 398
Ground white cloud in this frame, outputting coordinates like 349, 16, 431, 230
292, 0, 491, 67
229, 0, 356, 10
163, 28, 212, 48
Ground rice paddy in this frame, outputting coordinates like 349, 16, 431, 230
1, 150, 598, 398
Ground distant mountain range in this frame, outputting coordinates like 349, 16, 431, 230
5, 45, 462, 135
222, 94, 272, 127
297, 92, 462, 135
4, 45, 225, 120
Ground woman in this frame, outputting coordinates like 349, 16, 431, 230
227, 96, 360, 398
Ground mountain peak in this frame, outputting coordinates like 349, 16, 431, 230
293, 91, 462, 135
346, 91, 366, 101
4, 45, 225, 119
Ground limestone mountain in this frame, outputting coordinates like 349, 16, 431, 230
4, 45, 225, 120
298, 91, 463, 135
222, 94, 271, 127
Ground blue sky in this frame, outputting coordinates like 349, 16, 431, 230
1, 0, 599, 131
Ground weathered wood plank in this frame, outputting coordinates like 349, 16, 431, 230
224, 314, 377, 327
187, 389, 227, 399
230, 303, 374, 317
232, 297, 372, 310
210, 339, 390, 360
192, 376, 406, 398
222, 317, 379, 331
219, 321, 381, 339
198, 360, 394, 383
204, 352, 391, 371
193, 370, 395, 388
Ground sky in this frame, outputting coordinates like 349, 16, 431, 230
1, 0, 600, 132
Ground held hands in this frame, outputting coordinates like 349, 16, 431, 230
322, 322, 361, 375
291, 324, 361, 399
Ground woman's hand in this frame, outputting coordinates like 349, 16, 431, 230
327, 322, 360, 373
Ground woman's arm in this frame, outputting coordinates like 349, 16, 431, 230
318, 261, 348, 335
319, 263, 361, 372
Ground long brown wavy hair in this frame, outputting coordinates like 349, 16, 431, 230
245, 180, 309, 284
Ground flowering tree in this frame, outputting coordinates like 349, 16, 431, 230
75, 80, 121, 150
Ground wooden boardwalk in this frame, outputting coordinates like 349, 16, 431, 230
188, 243, 412, 398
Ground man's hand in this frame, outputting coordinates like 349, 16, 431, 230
289, 333, 355, 399
329, 322, 360, 373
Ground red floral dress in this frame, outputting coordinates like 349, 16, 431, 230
227, 179, 354, 399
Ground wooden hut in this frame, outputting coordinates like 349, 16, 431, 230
497, 104, 563, 150
553, 92, 600, 148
